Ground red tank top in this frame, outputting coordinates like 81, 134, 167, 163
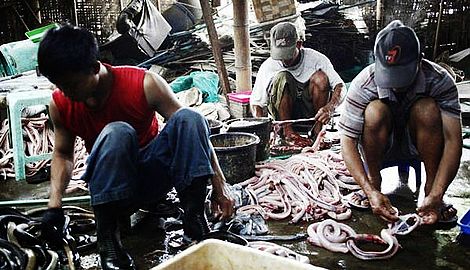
52, 64, 158, 151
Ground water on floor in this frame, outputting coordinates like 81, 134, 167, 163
1, 150, 470, 269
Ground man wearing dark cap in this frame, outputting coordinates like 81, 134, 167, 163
251, 22, 345, 147
339, 20, 461, 225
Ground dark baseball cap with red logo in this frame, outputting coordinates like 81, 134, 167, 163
374, 20, 421, 89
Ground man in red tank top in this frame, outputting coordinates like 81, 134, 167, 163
37, 24, 234, 270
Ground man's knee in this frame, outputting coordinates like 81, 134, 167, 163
97, 121, 137, 148
410, 98, 441, 127
173, 108, 206, 125
309, 70, 329, 92
169, 108, 209, 136
102, 122, 136, 138
364, 100, 391, 130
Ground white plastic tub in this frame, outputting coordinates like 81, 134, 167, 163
152, 239, 326, 270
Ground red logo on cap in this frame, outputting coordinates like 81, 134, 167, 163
385, 46, 401, 64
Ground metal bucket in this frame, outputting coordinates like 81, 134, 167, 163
210, 132, 260, 184
226, 118, 272, 161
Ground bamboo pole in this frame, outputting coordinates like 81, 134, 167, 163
199, 0, 232, 96
0, 195, 90, 207
233, 0, 252, 93
72, 0, 78, 26
433, 0, 445, 60
376, 0, 383, 30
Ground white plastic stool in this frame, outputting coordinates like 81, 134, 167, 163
7, 90, 52, 181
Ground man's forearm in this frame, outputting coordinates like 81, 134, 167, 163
327, 84, 344, 110
48, 153, 74, 208
209, 148, 228, 194
429, 121, 462, 199
341, 136, 377, 195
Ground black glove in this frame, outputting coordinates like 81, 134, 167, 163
42, 208, 66, 246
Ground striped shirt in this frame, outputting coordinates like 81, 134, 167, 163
339, 59, 461, 139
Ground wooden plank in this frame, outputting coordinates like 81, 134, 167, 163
199, 0, 231, 97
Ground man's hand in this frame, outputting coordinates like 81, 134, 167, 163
42, 208, 66, 245
315, 105, 333, 124
285, 132, 313, 147
210, 188, 234, 220
417, 195, 442, 225
368, 190, 399, 223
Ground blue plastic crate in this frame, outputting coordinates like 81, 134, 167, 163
457, 208, 470, 235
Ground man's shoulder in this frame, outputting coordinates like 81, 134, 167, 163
111, 64, 146, 74
421, 59, 455, 81
302, 48, 329, 60
260, 57, 278, 66
349, 64, 376, 90
258, 57, 282, 74
110, 64, 147, 86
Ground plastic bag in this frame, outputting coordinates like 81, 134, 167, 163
170, 71, 219, 103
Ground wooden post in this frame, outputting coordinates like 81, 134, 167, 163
156, 0, 161, 11
376, 0, 383, 30
233, 0, 252, 93
25, 0, 41, 24
433, 0, 445, 60
199, 0, 232, 96
72, 0, 78, 26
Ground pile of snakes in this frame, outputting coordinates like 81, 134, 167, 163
0, 206, 96, 269
235, 149, 360, 224
0, 116, 88, 181
229, 131, 424, 261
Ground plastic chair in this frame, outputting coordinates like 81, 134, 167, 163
363, 158, 422, 197
7, 90, 52, 181
382, 158, 422, 197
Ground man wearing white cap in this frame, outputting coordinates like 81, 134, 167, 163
339, 20, 461, 225
251, 22, 345, 147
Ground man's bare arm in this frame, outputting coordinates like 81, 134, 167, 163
209, 147, 234, 219
431, 114, 462, 198
143, 71, 183, 119
48, 101, 76, 208
341, 134, 398, 222
418, 114, 462, 224
315, 83, 344, 124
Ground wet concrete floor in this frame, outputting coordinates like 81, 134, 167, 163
1, 149, 470, 269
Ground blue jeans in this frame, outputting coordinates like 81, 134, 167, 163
82, 108, 214, 206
